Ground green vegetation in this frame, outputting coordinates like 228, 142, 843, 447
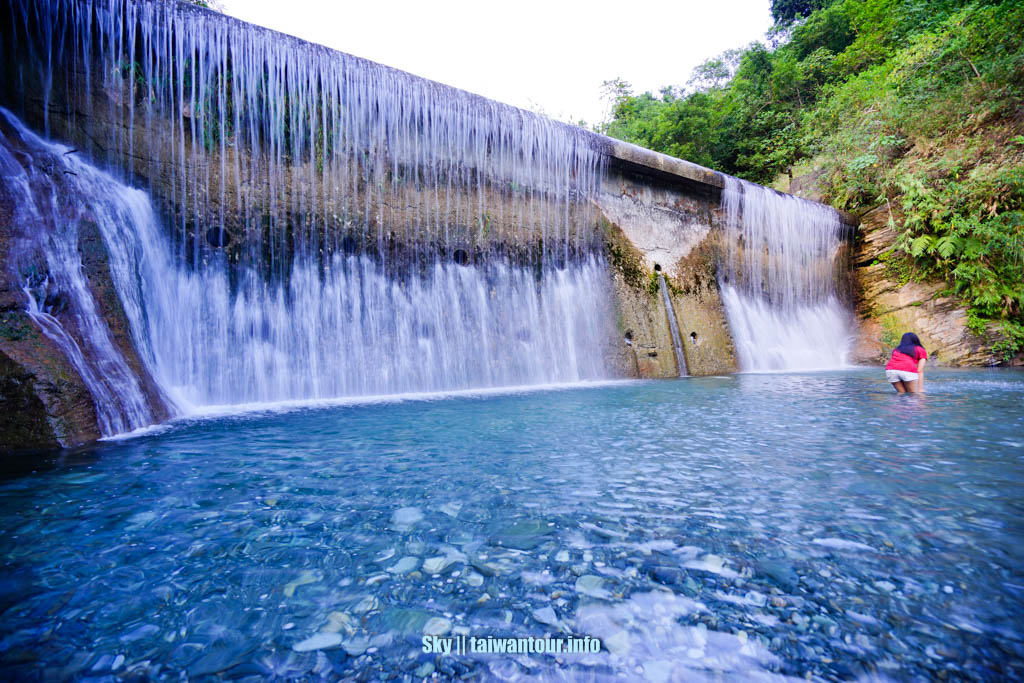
600, 0, 1024, 359
876, 311, 904, 347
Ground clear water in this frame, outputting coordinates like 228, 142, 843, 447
2, 369, 1021, 680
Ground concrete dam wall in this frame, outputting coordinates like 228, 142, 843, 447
0, 0, 857, 450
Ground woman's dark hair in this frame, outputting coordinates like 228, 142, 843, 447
895, 332, 923, 357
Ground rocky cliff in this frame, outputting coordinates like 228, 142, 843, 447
780, 171, 1015, 367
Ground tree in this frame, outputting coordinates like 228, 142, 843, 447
770, 0, 838, 26
687, 49, 744, 92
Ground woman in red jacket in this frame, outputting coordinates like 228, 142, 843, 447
885, 332, 928, 393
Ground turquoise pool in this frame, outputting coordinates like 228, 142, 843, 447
1, 369, 1021, 680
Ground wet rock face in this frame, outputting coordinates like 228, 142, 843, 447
0, 152, 94, 449
75, 220, 170, 424
0, 349, 58, 450
0, 129, 169, 451
0, 310, 100, 450
851, 204, 1008, 366
0, 207, 89, 448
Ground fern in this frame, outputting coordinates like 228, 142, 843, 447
934, 234, 960, 259
909, 234, 935, 256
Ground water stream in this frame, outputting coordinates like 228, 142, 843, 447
658, 272, 687, 377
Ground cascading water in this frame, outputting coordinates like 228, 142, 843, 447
719, 177, 854, 371
0, 0, 617, 431
4, 0, 604, 266
1, 111, 158, 435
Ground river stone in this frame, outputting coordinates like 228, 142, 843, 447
531, 606, 560, 627
293, 633, 342, 652
384, 608, 432, 634
388, 556, 419, 574
440, 502, 462, 518
758, 560, 799, 591
423, 617, 452, 637
365, 573, 388, 586
188, 645, 256, 677
604, 629, 631, 655
352, 595, 379, 614
491, 519, 553, 550
322, 611, 356, 634
283, 569, 320, 597
121, 623, 159, 642
471, 559, 501, 577
646, 564, 684, 587
342, 635, 370, 656
126, 511, 156, 527
392, 507, 424, 527
423, 551, 465, 575
575, 575, 608, 598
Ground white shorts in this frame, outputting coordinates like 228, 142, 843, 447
886, 370, 918, 383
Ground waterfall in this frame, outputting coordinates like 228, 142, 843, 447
657, 273, 687, 377
719, 177, 853, 371
2, 108, 614, 423
3, 0, 605, 271
0, 0, 861, 440
1, 110, 158, 435
0, 0, 618, 434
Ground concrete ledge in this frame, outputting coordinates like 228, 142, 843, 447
598, 135, 859, 229
599, 137, 725, 191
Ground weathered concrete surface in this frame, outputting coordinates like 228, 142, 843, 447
849, 204, 1009, 366
601, 139, 724, 193
598, 168, 737, 377
602, 218, 679, 378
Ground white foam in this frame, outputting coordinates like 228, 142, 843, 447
572, 591, 795, 681
100, 379, 638, 440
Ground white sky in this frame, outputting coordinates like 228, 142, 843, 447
218, 0, 774, 126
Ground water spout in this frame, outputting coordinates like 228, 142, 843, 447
657, 273, 688, 377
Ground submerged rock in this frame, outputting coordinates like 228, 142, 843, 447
491, 519, 554, 550
392, 507, 424, 527
531, 606, 560, 628
575, 575, 609, 599
758, 559, 799, 591
293, 633, 342, 652
388, 556, 419, 574
283, 570, 320, 597
423, 617, 452, 637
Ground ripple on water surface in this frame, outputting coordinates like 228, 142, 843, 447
0, 369, 1022, 680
